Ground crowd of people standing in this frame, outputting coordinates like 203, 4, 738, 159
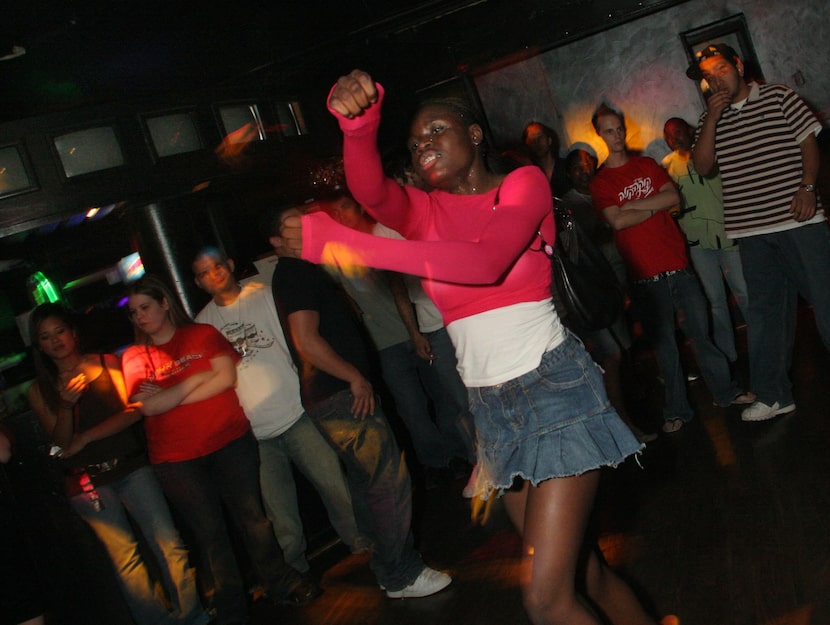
3, 40, 826, 625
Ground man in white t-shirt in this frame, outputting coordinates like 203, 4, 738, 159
193, 247, 363, 574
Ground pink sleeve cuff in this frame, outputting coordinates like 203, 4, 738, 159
326, 82, 386, 133
300, 211, 353, 264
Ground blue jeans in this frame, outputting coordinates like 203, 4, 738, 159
378, 340, 457, 467
631, 268, 739, 421
416, 327, 476, 464
689, 246, 748, 362
70, 465, 207, 625
306, 389, 424, 591
739, 223, 830, 406
258, 413, 360, 573
153, 431, 301, 625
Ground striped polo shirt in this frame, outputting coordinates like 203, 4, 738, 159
696, 82, 823, 239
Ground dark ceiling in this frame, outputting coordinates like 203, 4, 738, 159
2, 0, 689, 123
1, 0, 379, 119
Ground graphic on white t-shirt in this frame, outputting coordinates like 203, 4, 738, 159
221, 321, 274, 358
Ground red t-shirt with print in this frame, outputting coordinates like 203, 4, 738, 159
122, 324, 249, 463
590, 156, 688, 281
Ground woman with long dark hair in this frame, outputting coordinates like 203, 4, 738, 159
27, 302, 207, 625
120, 275, 319, 625
279, 70, 673, 625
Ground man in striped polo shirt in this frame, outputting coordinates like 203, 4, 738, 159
689, 43, 830, 422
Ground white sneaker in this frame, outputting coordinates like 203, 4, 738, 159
741, 400, 796, 422
385, 566, 452, 599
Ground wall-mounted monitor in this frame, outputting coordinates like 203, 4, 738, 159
217, 103, 266, 144
53, 125, 125, 178
0, 144, 37, 199
143, 111, 203, 159
273, 101, 308, 136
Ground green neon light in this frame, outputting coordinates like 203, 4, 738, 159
29, 271, 61, 305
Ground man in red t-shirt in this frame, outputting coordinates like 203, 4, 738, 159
590, 104, 753, 433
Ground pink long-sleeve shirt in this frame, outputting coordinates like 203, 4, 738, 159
301, 85, 556, 327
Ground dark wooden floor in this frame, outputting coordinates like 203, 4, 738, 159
259, 302, 830, 625
6, 301, 830, 625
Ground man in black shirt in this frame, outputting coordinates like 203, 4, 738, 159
268, 211, 452, 599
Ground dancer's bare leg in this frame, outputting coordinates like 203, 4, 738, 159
502, 472, 601, 625
584, 548, 656, 625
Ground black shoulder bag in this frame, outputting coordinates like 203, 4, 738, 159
538, 205, 625, 333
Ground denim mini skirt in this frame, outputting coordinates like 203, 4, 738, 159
468, 332, 642, 499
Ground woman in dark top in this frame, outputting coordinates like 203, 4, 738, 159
27, 303, 207, 625
522, 121, 571, 198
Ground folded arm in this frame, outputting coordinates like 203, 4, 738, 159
602, 182, 679, 230
61, 357, 143, 457
29, 355, 145, 453
138, 357, 236, 416
61, 408, 143, 457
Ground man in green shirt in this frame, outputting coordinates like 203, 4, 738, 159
662, 117, 748, 363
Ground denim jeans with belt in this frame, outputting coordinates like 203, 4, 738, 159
306, 389, 424, 591
70, 465, 208, 625
153, 431, 301, 625
739, 222, 830, 406
631, 267, 739, 422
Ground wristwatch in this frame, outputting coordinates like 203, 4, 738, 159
800, 183, 816, 192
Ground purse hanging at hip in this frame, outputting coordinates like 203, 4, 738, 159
539, 205, 625, 333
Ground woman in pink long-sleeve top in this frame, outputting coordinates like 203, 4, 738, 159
278, 70, 672, 625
